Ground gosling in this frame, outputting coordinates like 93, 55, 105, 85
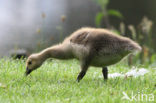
25, 27, 141, 82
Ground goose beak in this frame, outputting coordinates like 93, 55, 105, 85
25, 67, 32, 76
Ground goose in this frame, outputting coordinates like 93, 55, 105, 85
25, 27, 142, 82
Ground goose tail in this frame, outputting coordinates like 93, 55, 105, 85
129, 41, 142, 53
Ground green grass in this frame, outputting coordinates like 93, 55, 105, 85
0, 58, 155, 103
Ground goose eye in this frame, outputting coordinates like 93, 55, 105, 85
28, 61, 32, 65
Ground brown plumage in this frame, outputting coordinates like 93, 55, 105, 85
26, 27, 142, 82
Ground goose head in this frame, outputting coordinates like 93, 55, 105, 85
25, 54, 43, 76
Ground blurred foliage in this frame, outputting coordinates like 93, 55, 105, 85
124, 17, 154, 65
94, 0, 123, 28
108, 9, 123, 19
128, 17, 154, 65
95, 12, 104, 27
118, 17, 155, 66
151, 54, 156, 64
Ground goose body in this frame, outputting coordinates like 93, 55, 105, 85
26, 27, 141, 82
64, 28, 141, 66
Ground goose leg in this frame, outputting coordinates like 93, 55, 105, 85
102, 67, 108, 80
77, 70, 87, 82
77, 60, 89, 82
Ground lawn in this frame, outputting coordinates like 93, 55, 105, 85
0, 58, 155, 103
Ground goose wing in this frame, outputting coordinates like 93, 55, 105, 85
69, 31, 90, 46
69, 28, 125, 54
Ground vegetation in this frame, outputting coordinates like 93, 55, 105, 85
94, 0, 123, 28
128, 17, 155, 65
0, 59, 155, 103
